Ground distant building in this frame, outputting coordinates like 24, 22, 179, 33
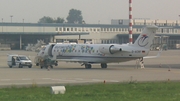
0, 19, 180, 50
111, 19, 179, 26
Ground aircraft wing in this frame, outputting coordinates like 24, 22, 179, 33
57, 57, 106, 63
57, 59, 91, 63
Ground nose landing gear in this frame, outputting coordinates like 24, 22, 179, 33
101, 63, 107, 68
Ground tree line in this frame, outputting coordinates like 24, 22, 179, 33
38, 9, 84, 24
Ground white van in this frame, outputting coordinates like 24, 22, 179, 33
7, 55, 32, 68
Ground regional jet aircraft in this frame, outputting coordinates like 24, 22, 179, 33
36, 25, 159, 69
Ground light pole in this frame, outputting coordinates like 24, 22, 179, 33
2, 18, 3, 32
10, 15, 13, 23
23, 19, 24, 32
178, 15, 180, 26
20, 18, 24, 50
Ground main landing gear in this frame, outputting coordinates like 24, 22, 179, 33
101, 63, 107, 68
84, 63, 107, 69
85, 64, 92, 69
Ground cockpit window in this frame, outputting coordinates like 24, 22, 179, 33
42, 47, 46, 50
41, 46, 46, 50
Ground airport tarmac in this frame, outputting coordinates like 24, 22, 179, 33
0, 50, 180, 87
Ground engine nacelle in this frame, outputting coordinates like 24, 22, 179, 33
99, 45, 122, 54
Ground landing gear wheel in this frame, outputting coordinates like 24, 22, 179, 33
19, 64, 23, 68
101, 63, 107, 68
36, 63, 39, 66
50, 65, 53, 69
28, 65, 32, 68
40, 66, 43, 69
55, 63, 58, 66
85, 64, 92, 69
55, 61, 58, 66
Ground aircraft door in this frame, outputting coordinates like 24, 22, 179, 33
12, 56, 16, 66
52, 44, 63, 60
15, 57, 20, 66
43, 44, 55, 58
48, 44, 54, 57
8, 56, 20, 67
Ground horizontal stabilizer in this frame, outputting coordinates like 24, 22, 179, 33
144, 49, 162, 59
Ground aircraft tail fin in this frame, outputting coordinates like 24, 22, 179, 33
133, 25, 158, 49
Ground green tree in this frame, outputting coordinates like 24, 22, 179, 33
38, 16, 54, 23
38, 16, 65, 23
55, 17, 65, 23
66, 9, 83, 24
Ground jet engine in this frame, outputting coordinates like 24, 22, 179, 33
99, 45, 122, 54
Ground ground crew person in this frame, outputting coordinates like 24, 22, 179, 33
139, 58, 144, 68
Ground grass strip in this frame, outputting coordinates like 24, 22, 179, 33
0, 81, 180, 101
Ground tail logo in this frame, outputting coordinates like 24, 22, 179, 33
138, 34, 149, 47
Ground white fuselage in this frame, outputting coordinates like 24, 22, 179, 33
37, 25, 158, 67
48, 44, 149, 63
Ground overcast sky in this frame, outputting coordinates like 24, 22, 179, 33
0, 0, 179, 24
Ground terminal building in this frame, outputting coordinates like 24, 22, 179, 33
0, 19, 180, 50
